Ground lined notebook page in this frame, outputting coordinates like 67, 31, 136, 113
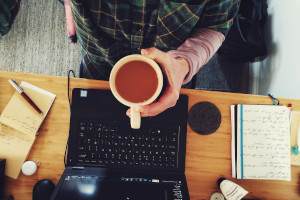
0, 123, 34, 179
237, 105, 291, 181
0, 81, 55, 179
0, 81, 55, 136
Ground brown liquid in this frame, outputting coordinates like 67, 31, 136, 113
115, 60, 158, 103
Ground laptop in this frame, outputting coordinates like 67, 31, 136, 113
50, 89, 190, 200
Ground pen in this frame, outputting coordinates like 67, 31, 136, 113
8, 79, 43, 116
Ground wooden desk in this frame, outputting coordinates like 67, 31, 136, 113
1, 71, 300, 200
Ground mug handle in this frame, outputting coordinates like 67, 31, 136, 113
131, 107, 141, 129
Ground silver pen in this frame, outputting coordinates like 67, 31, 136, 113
8, 79, 43, 115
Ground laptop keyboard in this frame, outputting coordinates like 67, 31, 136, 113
75, 120, 179, 169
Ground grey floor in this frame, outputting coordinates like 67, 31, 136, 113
0, 0, 245, 92
0, 0, 81, 77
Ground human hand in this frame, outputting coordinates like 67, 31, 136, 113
126, 47, 189, 117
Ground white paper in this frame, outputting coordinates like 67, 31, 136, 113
238, 104, 291, 181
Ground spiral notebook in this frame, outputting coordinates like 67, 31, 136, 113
231, 104, 291, 181
0, 81, 55, 179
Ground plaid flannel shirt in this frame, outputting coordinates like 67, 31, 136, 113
70, 0, 240, 80
0, 0, 19, 38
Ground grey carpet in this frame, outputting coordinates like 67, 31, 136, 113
0, 0, 81, 77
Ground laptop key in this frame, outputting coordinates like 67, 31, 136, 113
76, 119, 179, 169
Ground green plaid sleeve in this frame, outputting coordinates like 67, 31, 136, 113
200, 0, 240, 36
0, 0, 20, 37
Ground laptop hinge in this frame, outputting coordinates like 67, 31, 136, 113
72, 166, 84, 170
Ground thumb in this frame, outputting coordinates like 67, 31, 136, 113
141, 48, 167, 63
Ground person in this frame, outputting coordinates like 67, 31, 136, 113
61, 0, 240, 117
0, 0, 20, 39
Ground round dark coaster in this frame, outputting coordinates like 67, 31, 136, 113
188, 101, 221, 135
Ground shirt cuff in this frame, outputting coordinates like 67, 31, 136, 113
167, 28, 225, 85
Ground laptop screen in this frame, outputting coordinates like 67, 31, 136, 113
54, 175, 173, 200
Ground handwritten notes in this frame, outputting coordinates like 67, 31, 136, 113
0, 81, 54, 136
0, 124, 33, 145
231, 105, 291, 181
0, 123, 34, 179
0, 81, 55, 179
0, 111, 40, 136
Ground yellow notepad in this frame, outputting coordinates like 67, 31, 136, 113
0, 81, 55, 179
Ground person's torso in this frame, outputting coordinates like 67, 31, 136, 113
70, 0, 209, 79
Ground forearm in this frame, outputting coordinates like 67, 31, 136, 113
167, 28, 225, 84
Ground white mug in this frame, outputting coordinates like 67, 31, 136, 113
109, 54, 163, 129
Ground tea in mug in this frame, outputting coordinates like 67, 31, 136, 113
115, 60, 158, 103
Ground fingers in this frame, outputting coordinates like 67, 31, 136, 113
126, 88, 179, 118
141, 48, 170, 66
141, 48, 173, 86
124, 48, 183, 119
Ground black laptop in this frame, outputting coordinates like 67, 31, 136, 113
50, 89, 190, 200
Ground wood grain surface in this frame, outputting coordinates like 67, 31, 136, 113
1, 71, 300, 200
